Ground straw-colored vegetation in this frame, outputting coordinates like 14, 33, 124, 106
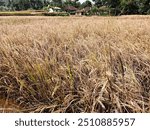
0, 16, 150, 113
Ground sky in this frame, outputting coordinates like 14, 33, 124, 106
79, 0, 93, 3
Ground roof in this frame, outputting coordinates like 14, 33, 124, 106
65, 6, 77, 11
84, 7, 91, 12
53, 7, 61, 10
76, 7, 91, 13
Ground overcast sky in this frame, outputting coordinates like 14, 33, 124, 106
79, 0, 93, 3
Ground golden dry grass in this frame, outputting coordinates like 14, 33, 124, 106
0, 16, 150, 113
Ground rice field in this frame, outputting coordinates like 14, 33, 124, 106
0, 16, 150, 113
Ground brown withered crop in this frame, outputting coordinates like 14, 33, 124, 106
0, 16, 150, 113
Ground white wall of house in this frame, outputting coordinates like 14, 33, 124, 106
48, 8, 54, 13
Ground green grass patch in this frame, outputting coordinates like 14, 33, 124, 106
0, 11, 69, 16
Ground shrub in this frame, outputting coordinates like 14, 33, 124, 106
147, 9, 150, 14
0, 11, 69, 16
0, 6, 11, 11
42, 12, 69, 16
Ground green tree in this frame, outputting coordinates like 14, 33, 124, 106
81, 0, 92, 8
9, 0, 45, 10
107, 0, 120, 8
120, 0, 139, 14
92, 0, 121, 15
51, 0, 63, 7
92, 0, 120, 8
138, 0, 150, 14
0, 0, 5, 6
92, 0, 108, 7
63, 0, 81, 8
107, 0, 121, 15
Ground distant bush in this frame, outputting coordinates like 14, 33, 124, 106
0, 6, 11, 11
147, 9, 150, 14
0, 11, 70, 16
43, 6, 49, 11
42, 12, 69, 16
90, 7, 99, 15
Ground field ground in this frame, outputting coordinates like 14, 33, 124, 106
0, 16, 150, 113
0, 11, 69, 16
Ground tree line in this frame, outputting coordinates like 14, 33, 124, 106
0, 0, 150, 15
93, 0, 150, 15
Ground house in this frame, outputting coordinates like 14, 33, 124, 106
76, 7, 91, 15
53, 7, 61, 12
76, 9, 83, 15
64, 6, 77, 15
48, 6, 61, 13
48, 8, 54, 13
